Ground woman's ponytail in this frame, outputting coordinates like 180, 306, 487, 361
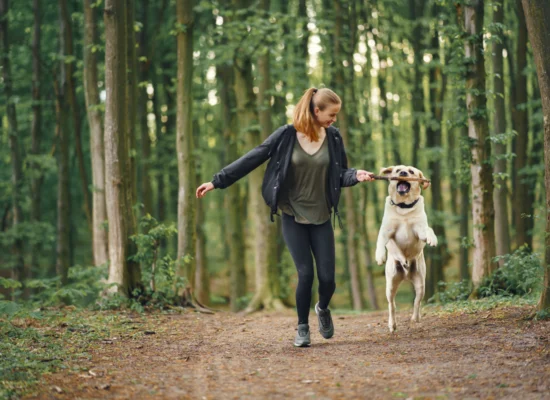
293, 87, 341, 142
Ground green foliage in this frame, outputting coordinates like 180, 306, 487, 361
435, 279, 472, 304
26, 264, 108, 307
478, 246, 543, 298
129, 214, 179, 309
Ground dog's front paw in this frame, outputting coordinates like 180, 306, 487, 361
375, 248, 387, 265
427, 232, 438, 247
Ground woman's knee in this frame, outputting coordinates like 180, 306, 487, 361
296, 267, 315, 286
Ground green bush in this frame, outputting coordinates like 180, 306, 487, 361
436, 279, 472, 304
478, 246, 543, 298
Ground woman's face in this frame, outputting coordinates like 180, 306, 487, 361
314, 103, 341, 128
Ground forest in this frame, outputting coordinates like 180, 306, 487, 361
1, 0, 550, 398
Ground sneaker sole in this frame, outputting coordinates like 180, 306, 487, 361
294, 342, 311, 347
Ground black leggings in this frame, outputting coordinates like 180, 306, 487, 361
282, 213, 336, 325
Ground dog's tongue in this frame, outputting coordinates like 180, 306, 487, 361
397, 182, 408, 192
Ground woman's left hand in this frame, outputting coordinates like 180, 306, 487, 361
356, 170, 375, 182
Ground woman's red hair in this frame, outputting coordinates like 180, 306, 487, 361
293, 87, 341, 142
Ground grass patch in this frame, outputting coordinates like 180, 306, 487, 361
0, 307, 169, 399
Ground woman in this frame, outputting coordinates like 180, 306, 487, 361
196, 87, 374, 347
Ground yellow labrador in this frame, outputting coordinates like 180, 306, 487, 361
375, 165, 437, 332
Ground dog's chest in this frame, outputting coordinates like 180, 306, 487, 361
394, 223, 417, 247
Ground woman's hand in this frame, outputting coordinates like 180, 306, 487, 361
356, 170, 375, 182
196, 182, 215, 198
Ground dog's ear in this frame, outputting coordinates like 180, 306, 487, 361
419, 171, 431, 190
380, 167, 393, 176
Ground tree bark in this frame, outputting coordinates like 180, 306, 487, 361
244, 0, 286, 313
59, 0, 92, 231
520, 0, 550, 311
175, 0, 197, 304
462, 0, 496, 291
138, 0, 153, 216
335, 0, 363, 310
84, 0, 109, 267
459, 124, 471, 281
425, 12, 448, 300
410, 0, 426, 168
492, 0, 511, 265
104, 0, 140, 296
217, 64, 247, 312
126, 0, 138, 205
513, 0, 531, 249
28, 0, 43, 296
0, 0, 25, 296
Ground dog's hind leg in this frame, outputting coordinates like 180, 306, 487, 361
386, 259, 403, 333
410, 258, 425, 323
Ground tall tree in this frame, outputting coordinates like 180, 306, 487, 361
104, 0, 141, 296
520, 0, 550, 312
175, 0, 197, 305
59, 0, 92, 230
126, 0, 138, 204
492, 0, 511, 265
0, 0, 24, 294
29, 0, 43, 295
334, 0, 363, 310
409, 0, 426, 168
425, 12, 448, 300
513, 0, 531, 249
84, 0, 109, 267
244, 0, 286, 313
55, 0, 73, 286
217, 63, 247, 312
461, 0, 496, 291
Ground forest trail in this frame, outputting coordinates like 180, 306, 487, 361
28, 305, 549, 400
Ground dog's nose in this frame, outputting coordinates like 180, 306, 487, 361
399, 171, 408, 176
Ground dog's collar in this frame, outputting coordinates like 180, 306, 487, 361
390, 198, 419, 209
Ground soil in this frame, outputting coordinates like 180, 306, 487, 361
27, 305, 550, 400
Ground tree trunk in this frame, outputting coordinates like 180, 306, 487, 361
492, 0, 511, 265
126, 0, 138, 205
217, 64, 247, 312
334, 0, 363, 310
59, 0, 92, 231
425, 13, 448, 300
0, 0, 25, 296
138, 0, 153, 216
462, 0, 496, 291
410, 0, 426, 168
84, 0, 109, 267
29, 0, 43, 296
459, 124, 471, 281
175, 0, 197, 304
104, 0, 139, 296
513, 0, 531, 249
520, 0, 550, 311
245, 0, 286, 313
194, 124, 209, 306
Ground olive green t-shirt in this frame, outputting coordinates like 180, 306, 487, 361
278, 136, 331, 225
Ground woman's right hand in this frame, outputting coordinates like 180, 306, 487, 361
196, 182, 215, 198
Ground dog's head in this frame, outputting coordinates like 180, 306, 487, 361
379, 165, 429, 203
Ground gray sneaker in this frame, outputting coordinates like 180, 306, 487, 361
315, 302, 334, 339
294, 324, 311, 347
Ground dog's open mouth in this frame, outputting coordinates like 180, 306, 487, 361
397, 181, 411, 195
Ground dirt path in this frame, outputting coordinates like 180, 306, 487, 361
29, 305, 549, 399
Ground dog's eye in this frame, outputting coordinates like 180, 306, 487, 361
396, 169, 401, 173
409, 169, 414, 174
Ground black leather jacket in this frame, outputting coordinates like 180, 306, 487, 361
211, 124, 359, 228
